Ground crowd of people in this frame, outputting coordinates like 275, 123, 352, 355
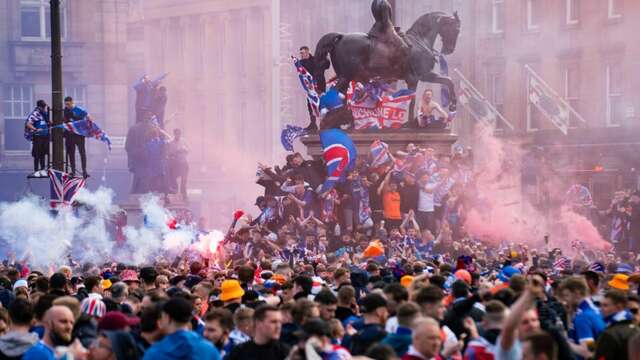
0, 238, 640, 359
1, 138, 640, 359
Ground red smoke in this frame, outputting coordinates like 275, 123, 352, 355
463, 124, 612, 253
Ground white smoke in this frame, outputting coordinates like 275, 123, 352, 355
71, 187, 118, 263
120, 194, 196, 265
0, 189, 200, 269
0, 196, 78, 267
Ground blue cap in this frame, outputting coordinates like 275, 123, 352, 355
498, 266, 521, 282
617, 263, 634, 274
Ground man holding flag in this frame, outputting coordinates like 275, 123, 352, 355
25, 100, 51, 177
293, 49, 321, 132
63, 96, 91, 178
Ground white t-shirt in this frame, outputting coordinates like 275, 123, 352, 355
385, 316, 399, 333
418, 187, 435, 212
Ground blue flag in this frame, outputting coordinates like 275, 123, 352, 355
280, 125, 308, 152
63, 119, 112, 150
439, 54, 450, 107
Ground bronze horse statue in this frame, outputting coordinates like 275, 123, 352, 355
313, 1, 461, 121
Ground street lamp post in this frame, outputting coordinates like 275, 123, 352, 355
50, 0, 64, 171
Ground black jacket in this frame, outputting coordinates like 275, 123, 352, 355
344, 323, 387, 356
595, 320, 639, 360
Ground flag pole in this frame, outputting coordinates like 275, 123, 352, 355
453, 68, 515, 130
50, 0, 64, 171
524, 64, 587, 124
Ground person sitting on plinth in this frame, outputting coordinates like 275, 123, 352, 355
417, 89, 448, 129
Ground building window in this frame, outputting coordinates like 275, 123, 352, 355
526, 0, 539, 31
64, 86, 87, 108
491, 0, 504, 34
3, 85, 34, 152
20, 0, 67, 41
566, 0, 579, 25
487, 72, 505, 129
608, 0, 622, 19
605, 65, 623, 127
526, 74, 541, 131
563, 67, 580, 127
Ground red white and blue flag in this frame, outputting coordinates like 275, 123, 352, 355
348, 83, 415, 130
319, 128, 357, 194
370, 140, 392, 168
48, 169, 86, 209
63, 119, 112, 150
292, 56, 320, 118
553, 256, 571, 272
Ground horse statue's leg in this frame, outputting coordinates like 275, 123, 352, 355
420, 71, 457, 112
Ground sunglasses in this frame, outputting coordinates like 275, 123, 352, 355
630, 308, 639, 315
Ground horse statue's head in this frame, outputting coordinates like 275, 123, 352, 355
438, 11, 460, 55
408, 11, 461, 55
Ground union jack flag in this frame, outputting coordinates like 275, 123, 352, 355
48, 169, 86, 209
553, 256, 571, 272
588, 262, 605, 273
292, 56, 320, 117
63, 119, 112, 150
370, 140, 392, 168
349, 86, 415, 130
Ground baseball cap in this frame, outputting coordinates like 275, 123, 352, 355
12, 279, 28, 291
98, 311, 140, 331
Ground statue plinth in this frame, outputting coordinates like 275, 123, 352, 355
300, 128, 458, 158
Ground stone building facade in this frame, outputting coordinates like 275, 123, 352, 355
469, 0, 640, 206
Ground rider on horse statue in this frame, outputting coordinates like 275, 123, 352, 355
367, 0, 410, 70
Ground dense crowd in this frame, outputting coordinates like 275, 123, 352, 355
2, 143, 640, 359
1, 244, 640, 359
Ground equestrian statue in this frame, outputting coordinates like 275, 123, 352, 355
313, 0, 461, 125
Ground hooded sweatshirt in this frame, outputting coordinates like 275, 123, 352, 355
0, 331, 39, 359
142, 329, 220, 360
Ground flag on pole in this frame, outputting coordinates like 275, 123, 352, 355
439, 55, 451, 108
292, 56, 320, 118
454, 69, 514, 130
526, 65, 579, 136
48, 169, 86, 209
62, 119, 112, 150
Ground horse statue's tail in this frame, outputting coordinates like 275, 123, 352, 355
313, 32, 342, 93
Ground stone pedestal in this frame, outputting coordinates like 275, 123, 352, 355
300, 128, 459, 158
